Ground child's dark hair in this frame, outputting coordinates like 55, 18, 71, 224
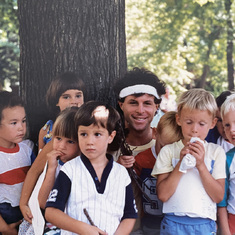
216, 90, 232, 108
0, 91, 24, 123
53, 107, 79, 142
46, 72, 86, 113
74, 101, 123, 151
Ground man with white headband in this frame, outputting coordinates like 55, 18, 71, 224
113, 67, 166, 234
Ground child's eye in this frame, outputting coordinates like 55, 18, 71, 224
199, 123, 205, 126
22, 119, 27, 123
11, 122, 17, 125
62, 95, 70, 99
80, 133, 87, 137
68, 140, 75, 144
224, 123, 230, 128
76, 94, 82, 98
95, 133, 101, 137
55, 137, 62, 141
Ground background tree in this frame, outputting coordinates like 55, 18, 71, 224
18, 0, 126, 143
0, 0, 19, 90
126, 0, 235, 97
225, 0, 234, 90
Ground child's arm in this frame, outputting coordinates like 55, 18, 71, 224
19, 140, 53, 222
189, 141, 225, 203
0, 215, 21, 235
114, 182, 137, 234
45, 207, 107, 235
156, 145, 188, 202
157, 162, 183, 202
114, 218, 136, 235
38, 127, 47, 151
38, 149, 61, 209
217, 207, 231, 235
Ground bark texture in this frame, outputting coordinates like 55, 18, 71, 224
18, 0, 127, 143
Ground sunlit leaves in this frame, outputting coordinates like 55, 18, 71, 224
126, 0, 234, 97
0, 0, 19, 89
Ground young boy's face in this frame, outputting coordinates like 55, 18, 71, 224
78, 124, 115, 162
53, 136, 79, 163
57, 89, 84, 111
0, 106, 26, 148
222, 109, 235, 145
176, 107, 217, 145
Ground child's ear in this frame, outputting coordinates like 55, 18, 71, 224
175, 113, 181, 126
108, 130, 116, 144
210, 117, 218, 129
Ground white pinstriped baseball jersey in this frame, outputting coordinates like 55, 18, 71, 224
46, 154, 137, 235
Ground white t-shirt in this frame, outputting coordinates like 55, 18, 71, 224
152, 140, 226, 220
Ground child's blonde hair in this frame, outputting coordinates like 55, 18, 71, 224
156, 111, 183, 141
177, 88, 217, 117
53, 107, 79, 142
220, 93, 235, 119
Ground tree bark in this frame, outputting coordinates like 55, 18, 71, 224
18, 0, 127, 143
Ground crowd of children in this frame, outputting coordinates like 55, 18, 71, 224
0, 68, 235, 235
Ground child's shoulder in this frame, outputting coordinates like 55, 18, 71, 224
20, 139, 34, 150
113, 160, 128, 171
19, 139, 34, 154
205, 141, 225, 154
113, 161, 131, 183
161, 139, 182, 152
113, 160, 131, 175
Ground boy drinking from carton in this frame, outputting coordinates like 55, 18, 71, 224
152, 88, 226, 235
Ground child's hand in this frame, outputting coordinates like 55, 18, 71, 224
82, 225, 108, 235
47, 150, 63, 169
188, 141, 205, 168
20, 204, 33, 223
117, 155, 135, 168
179, 145, 190, 161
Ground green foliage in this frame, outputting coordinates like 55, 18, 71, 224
0, 0, 19, 89
126, 0, 234, 97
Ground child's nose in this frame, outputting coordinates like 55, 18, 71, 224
70, 97, 78, 106
87, 136, 94, 145
59, 141, 66, 149
191, 124, 198, 133
231, 124, 235, 132
18, 123, 24, 130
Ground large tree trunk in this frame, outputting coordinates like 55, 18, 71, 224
18, 0, 127, 144
225, 0, 234, 90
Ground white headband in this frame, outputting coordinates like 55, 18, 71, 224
119, 84, 160, 99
